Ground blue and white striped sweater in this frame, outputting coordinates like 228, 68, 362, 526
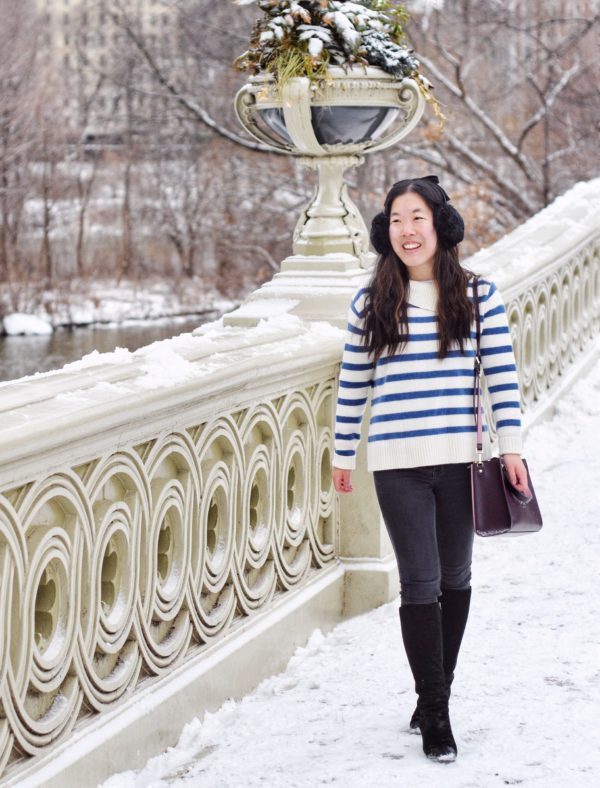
333, 278, 523, 471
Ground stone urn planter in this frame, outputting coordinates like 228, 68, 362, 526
235, 65, 425, 265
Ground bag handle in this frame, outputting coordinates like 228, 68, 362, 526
472, 276, 484, 467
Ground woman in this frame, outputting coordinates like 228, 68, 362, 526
332, 176, 529, 763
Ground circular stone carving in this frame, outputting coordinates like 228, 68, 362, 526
534, 284, 549, 398
559, 272, 572, 368
548, 277, 561, 382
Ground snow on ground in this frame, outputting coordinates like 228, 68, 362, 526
101, 357, 600, 788
2, 313, 53, 336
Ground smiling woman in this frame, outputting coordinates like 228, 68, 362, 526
331, 175, 529, 764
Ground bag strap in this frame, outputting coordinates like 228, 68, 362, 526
472, 276, 484, 465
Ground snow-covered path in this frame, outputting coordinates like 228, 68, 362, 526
102, 358, 600, 788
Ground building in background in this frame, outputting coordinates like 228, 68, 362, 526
33, 0, 183, 144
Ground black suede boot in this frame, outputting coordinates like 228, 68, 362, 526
400, 603, 457, 762
441, 587, 472, 686
409, 588, 471, 735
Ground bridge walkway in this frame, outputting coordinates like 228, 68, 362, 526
103, 355, 600, 788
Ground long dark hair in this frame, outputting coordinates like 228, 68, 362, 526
364, 178, 473, 362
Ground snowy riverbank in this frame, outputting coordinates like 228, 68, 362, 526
0, 278, 237, 335
102, 358, 600, 788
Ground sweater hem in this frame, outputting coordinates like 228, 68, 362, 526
366, 433, 492, 472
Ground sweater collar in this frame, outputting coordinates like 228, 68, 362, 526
407, 279, 438, 313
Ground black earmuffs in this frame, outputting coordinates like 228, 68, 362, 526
434, 202, 465, 249
369, 176, 464, 254
370, 211, 391, 255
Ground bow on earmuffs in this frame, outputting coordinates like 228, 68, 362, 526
370, 175, 465, 254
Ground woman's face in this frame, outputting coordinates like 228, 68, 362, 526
388, 191, 438, 281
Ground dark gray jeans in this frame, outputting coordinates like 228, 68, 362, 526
373, 463, 474, 606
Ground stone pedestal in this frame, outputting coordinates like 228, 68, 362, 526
223, 253, 372, 328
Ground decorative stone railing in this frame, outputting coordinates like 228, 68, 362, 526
470, 180, 600, 415
0, 318, 352, 786
1, 179, 599, 786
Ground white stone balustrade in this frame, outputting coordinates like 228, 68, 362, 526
470, 180, 600, 426
0, 318, 349, 785
0, 179, 600, 786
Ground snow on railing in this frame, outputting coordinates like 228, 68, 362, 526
0, 179, 599, 783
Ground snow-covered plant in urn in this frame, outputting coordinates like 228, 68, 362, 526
234, 0, 440, 117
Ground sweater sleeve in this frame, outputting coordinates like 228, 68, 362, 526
479, 280, 523, 456
333, 289, 375, 470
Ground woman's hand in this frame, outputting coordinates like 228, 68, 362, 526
332, 466, 353, 494
502, 454, 531, 497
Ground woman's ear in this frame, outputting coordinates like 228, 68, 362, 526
370, 211, 391, 254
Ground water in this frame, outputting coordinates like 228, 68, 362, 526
0, 314, 216, 383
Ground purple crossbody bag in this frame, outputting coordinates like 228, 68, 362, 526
470, 277, 543, 536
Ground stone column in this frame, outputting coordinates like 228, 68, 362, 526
337, 404, 398, 617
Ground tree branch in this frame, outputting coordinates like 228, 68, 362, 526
418, 52, 541, 188
108, 3, 284, 155
517, 60, 581, 149
226, 242, 279, 272
444, 133, 536, 216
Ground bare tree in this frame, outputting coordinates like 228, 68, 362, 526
8, 0, 594, 308
151, 148, 215, 278
0, 0, 39, 291
70, 22, 105, 278
105, 0, 281, 154
396, 0, 600, 221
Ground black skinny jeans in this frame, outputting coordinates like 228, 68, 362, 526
373, 463, 474, 606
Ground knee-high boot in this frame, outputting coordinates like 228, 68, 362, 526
399, 602, 457, 762
409, 587, 471, 733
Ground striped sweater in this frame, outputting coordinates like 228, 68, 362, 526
333, 278, 523, 471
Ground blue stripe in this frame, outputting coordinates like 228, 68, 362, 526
344, 343, 370, 353
372, 387, 473, 406
340, 379, 373, 389
378, 349, 475, 365
336, 415, 362, 424
482, 326, 510, 336
484, 363, 517, 376
368, 425, 482, 442
337, 397, 368, 406
351, 288, 369, 318
485, 282, 497, 301
488, 382, 519, 393
468, 278, 491, 289
408, 315, 438, 323
347, 323, 366, 336
342, 361, 374, 371
348, 329, 455, 342
468, 287, 494, 303
371, 407, 476, 424
335, 432, 361, 441
484, 304, 505, 318
496, 419, 521, 428
373, 368, 475, 386
481, 345, 513, 356
335, 449, 355, 456
491, 401, 521, 411
405, 332, 440, 341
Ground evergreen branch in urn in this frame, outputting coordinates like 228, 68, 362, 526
234, 0, 443, 122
